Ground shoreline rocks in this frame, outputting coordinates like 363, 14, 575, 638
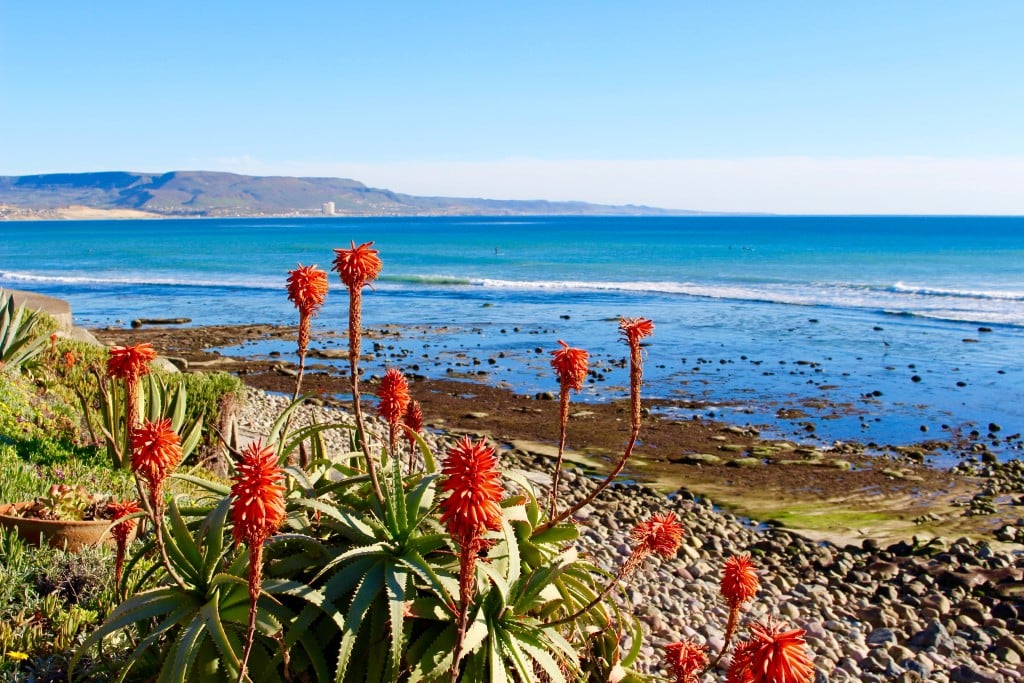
236, 386, 1024, 681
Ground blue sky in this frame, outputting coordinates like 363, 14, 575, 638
2, 1, 1023, 213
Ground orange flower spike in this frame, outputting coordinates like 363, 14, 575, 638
439, 436, 503, 545
63, 352, 76, 369
231, 440, 286, 548
722, 553, 760, 609
107, 499, 142, 588
731, 619, 814, 683
107, 499, 143, 542
550, 340, 589, 392
404, 400, 424, 446
332, 240, 383, 290
106, 343, 158, 380
632, 511, 685, 558
230, 440, 287, 681
440, 436, 504, 683
131, 418, 183, 501
377, 368, 411, 427
286, 263, 329, 315
664, 639, 709, 683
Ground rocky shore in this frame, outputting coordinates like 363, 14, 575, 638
237, 387, 1024, 682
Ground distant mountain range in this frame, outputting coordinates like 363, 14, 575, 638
0, 171, 697, 218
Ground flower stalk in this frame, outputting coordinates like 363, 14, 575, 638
286, 263, 329, 400
332, 240, 385, 505
539, 318, 653, 532
548, 340, 589, 519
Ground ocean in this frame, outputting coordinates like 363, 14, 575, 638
2, 215, 1023, 464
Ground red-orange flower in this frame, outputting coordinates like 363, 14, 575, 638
286, 263, 329, 314
550, 340, 589, 392
440, 436, 503, 545
106, 343, 157, 380
230, 439, 287, 680
332, 240, 383, 290
107, 499, 143, 543
631, 512, 684, 558
619, 317, 655, 346
131, 418, 183, 496
728, 619, 814, 683
377, 368, 411, 427
665, 639, 709, 683
722, 553, 760, 609
63, 351, 76, 369
404, 400, 424, 447
107, 498, 142, 588
230, 440, 287, 548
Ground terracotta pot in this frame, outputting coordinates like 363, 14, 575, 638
0, 501, 123, 552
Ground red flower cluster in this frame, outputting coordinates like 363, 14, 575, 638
107, 499, 142, 543
63, 352, 76, 369
107, 498, 142, 588
728, 619, 814, 683
664, 639, 709, 683
404, 400, 424, 447
377, 368, 411, 427
439, 436, 503, 545
230, 440, 287, 548
722, 553, 760, 609
106, 343, 157, 381
550, 340, 589, 392
286, 263, 329, 314
631, 512, 685, 559
131, 418, 183, 498
332, 240, 383, 290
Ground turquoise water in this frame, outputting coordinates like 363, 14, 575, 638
3, 215, 1023, 462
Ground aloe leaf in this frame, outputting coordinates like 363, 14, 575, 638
200, 497, 231, 585
166, 496, 204, 572
398, 548, 455, 606
323, 555, 378, 603
157, 615, 207, 683
334, 563, 384, 683
399, 429, 435, 474
294, 498, 378, 543
384, 562, 410, 679
200, 593, 241, 677
511, 629, 570, 683
406, 623, 455, 683
71, 588, 193, 678
171, 472, 232, 496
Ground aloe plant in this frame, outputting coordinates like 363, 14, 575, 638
0, 288, 48, 371
84, 371, 204, 469
72, 496, 335, 682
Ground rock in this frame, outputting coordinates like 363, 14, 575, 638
726, 457, 763, 468
867, 628, 898, 648
949, 665, 1005, 683
909, 621, 954, 651
672, 453, 723, 466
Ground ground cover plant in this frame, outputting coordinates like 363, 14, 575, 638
0, 247, 813, 682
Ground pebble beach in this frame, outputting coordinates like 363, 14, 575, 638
238, 387, 1024, 682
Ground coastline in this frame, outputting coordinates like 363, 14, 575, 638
90, 321, 1024, 549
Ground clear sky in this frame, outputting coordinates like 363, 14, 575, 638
2, 1, 1023, 213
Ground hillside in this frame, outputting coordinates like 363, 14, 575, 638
0, 171, 694, 218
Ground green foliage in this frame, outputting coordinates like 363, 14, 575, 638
0, 442, 135, 505
72, 496, 331, 682
0, 289, 48, 372
89, 371, 205, 469
0, 527, 125, 678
